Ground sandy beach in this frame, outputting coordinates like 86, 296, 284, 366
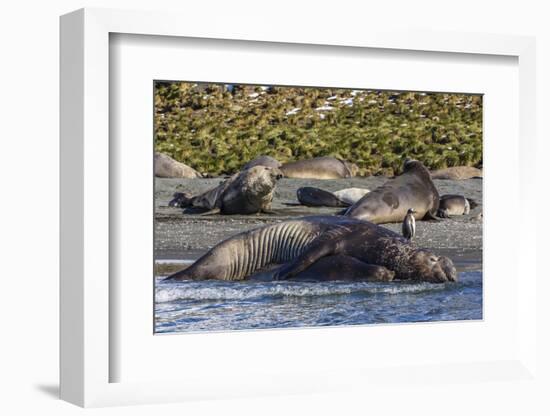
154, 176, 483, 266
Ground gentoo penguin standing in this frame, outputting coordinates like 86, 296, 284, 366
402, 208, 416, 240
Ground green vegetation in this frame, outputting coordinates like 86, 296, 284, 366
154, 82, 482, 176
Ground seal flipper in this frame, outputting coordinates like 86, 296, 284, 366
423, 210, 440, 221
273, 231, 343, 280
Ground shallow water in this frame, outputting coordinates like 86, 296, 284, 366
155, 266, 482, 333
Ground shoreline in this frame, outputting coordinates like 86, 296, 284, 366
155, 177, 482, 256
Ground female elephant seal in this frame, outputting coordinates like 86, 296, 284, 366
437, 194, 473, 218
155, 152, 202, 178
169, 166, 283, 215
344, 160, 440, 224
431, 166, 482, 180
297, 187, 370, 207
242, 155, 282, 170
164, 215, 457, 283
281, 156, 359, 179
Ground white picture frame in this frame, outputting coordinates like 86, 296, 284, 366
60, 7, 538, 408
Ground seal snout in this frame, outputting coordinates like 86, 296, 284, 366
438, 256, 458, 282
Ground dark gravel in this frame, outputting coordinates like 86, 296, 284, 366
154, 176, 483, 263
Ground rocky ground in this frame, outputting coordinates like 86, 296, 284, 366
154, 176, 483, 269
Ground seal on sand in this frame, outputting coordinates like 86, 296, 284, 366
155, 152, 202, 178
296, 187, 370, 207
344, 160, 440, 224
281, 156, 359, 179
169, 166, 283, 214
242, 155, 282, 170
437, 194, 472, 218
431, 166, 482, 180
164, 215, 457, 283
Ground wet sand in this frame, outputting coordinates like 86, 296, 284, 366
154, 176, 483, 269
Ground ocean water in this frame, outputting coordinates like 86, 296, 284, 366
155, 269, 482, 333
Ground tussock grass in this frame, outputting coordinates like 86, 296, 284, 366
155, 82, 482, 176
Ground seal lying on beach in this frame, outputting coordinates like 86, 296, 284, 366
431, 166, 482, 180
249, 255, 395, 282
242, 155, 282, 170
155, 152, 202, 178
164, 215, 457, 283
437, 194, 473, 218
344, 160, 440, 224
297, 187, 370, 207
281, 156, 359, 179
169, 166, 283, 215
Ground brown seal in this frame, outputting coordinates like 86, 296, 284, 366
169, 165, 282, 215
431, 166, 482, 180
164, 215, 457, 283
242, 155, 282, 170
154, 152, 202, 178
344, 160, 440, 224
281, 157, 359, 179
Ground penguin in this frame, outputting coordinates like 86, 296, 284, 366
402, 208, 416, 240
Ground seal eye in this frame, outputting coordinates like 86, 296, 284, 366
429, 257, 437, 263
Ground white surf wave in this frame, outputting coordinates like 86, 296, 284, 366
155, 281, 446, 303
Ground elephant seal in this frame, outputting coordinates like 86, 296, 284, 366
168, 166, 283, 214
297, 187, 370, 207
249, 255, 394, 282
297, 187, 348, 207
431, 166, 482, 180
155, 152, 202, 178
281, 157, 359, 179
437, 194, 472, 218
333, 188, 370, 205
344, 160, 440, 224
242, 155, 282, 170
164, 215, 457, 283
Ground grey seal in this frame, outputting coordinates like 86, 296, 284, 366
437, 194, 473, 218
296, 187, 370, 207
164, 215, 457, 283
431, 166, 483, 180
169, 165, 283, 215
242, 155, 282, 170
344, 160, 440, 224
155, 152, 202, 178
249, 255, 395, 282
281, 157, 359, 179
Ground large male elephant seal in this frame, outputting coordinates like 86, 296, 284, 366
154, 152, 202, 178
281, 156, 359, 179
242, 155, 282, 170
431, 166, 482, 180
169, 166, 283, 215
164, 215, 457, 283
344, 160, 439, 224
297, 187, 370, 207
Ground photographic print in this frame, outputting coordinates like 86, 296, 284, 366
154, 82, 483, 333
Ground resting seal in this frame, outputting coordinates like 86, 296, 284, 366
297, 187, 370, 207
431, 166, 482, 180
242, 155, 282, 170
281, 157, 359, 179
249, 255, 395, 282
164, 215, 457, 283
344, 160, 440, 224
169, 166, 283, 215
437, 194, 473, 218
155, 152, 202, 178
